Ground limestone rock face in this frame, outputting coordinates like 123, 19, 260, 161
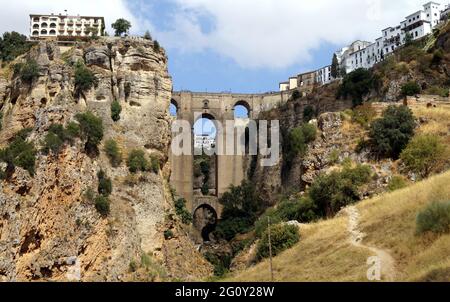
0, 39, 211, 281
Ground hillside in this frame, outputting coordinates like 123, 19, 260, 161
228, 170, 450, 282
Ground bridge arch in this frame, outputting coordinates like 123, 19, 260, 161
193, 204, 218, 242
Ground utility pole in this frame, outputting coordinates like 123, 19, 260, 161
268, 216, 274, 282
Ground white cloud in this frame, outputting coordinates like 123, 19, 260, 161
155, 0, 434, 68
0, 0, 437, 69
0, 0, 141, 36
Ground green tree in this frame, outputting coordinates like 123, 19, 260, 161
75, 112, 104, 154
112, 19, 132, 37
309, 165, 372, 217
174, 198, 192, 224
97, 169, 112, 196
303, 105, 315, 122
331, 53, 339, 78
369, 105, 415, 159
94, 195, 110, 217
403, 32, 414, 46
431, 48, 445, 67
153, 40, 160, 53
104, 139, 122, 167
256, 224, 300, 260
74, 61, 97, 97
0, 128, 36, 176
337, 68, 380, 106
0, 31, 33, 63
14, 59, 40, 84
401, 81, 421, 97
111, 100, 122, 122
143, 31, 152, 40
400, 134, 447, 178
127, 149, 150, 173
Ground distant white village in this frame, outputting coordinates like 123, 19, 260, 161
279, 1, 450, 92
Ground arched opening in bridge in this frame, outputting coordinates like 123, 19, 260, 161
234, 101, 251, 154
193, 204, 218, 242
169, 99, 178, 117
193, 113, 218, 197
233, 101, 250, 119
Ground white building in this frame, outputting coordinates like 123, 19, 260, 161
279, 2, 444, 92
30, 13, 105, 40
194, 135, 216, 150
315, 65, 333, 85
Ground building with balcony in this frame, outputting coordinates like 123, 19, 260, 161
30, 13, 105, 40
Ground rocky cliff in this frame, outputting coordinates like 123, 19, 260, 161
0, 38, 211, 281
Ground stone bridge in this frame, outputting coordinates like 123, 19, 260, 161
169, 90, 291, 222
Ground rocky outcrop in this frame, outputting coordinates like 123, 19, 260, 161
0, 38, 211, 281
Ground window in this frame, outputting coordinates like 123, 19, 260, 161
415, 31, 418, 37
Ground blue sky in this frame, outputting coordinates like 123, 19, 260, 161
0, 0, 431, 93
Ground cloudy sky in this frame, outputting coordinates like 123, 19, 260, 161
0, 0, 437, 92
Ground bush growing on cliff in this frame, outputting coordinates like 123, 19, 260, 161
42, 123, 81, 155
351, 103, 376, 127
337, 68, 380, 106
174, 198, 192, 225
94, 195, 110, 217
303, 105, 316, 122
215, 181, 263, 241
0, 128, 36, 176
153, 40, 161, 53
283, 123, 317, 167
111, 100, 122, 122
400, 134, 448, 179
74, 62, 98, 97
97, 169, 112, 197
416, 201, 450, 235
309, 164, 372, 217
256, 224, 300, 260
368, 105, 415, 159
401, 81, 421, 96
104, 139, 122, 167
0, 31, 33, 63
75, 112, 104, 155
14, 59, 40, 84
127, 149, 150, 173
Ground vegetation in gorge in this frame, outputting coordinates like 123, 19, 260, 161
0, 31, 33, 63
0, 128, 36, 177
104, 139, 122, 167
75, 111, 104, 155
256, 224, 300, 260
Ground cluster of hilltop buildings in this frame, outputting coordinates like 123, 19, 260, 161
279, 2, 449, 92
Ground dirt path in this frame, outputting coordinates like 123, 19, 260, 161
344, 206, 397, 281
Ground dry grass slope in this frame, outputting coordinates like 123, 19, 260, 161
227, 171, 450, 282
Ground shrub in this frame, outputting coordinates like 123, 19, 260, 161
42, 132, 64, 155
416, 201, 450, 235
352, 103, 376, 127
164, 229, 174, 240
215, 181, 262, 241
0, 128, 36, 176
283, 123, 317, 166
143, 31, 152, 40
83, 188, 96, 204
309, 165, 372, 217
174, 198, 192, 224
369, 105, 415, 159
112, 18, 132, 37
204, 252, 232, 277
401, 81, 421, 97
337, 68, 380, 106
291, 90, 300, 100
111, 100, 122, 122
97, 169, 112, 197
75, 112, 104, 154
65, 122, 81, 141
0, 31, 33, 63
400, 134, 447, 178
127, 149, 150, 173
424, 85, 449, 97
150, 155, 160, 174
94, 195, 110, 216
388, 176, 408, 192
303, 105, 315, 122
74, 62, 97, 97
15, 59, 39, 84
431, 48, 445, 67
153, 40, 160, 53
256, 224, 300, 260
104, 139, 122, 167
